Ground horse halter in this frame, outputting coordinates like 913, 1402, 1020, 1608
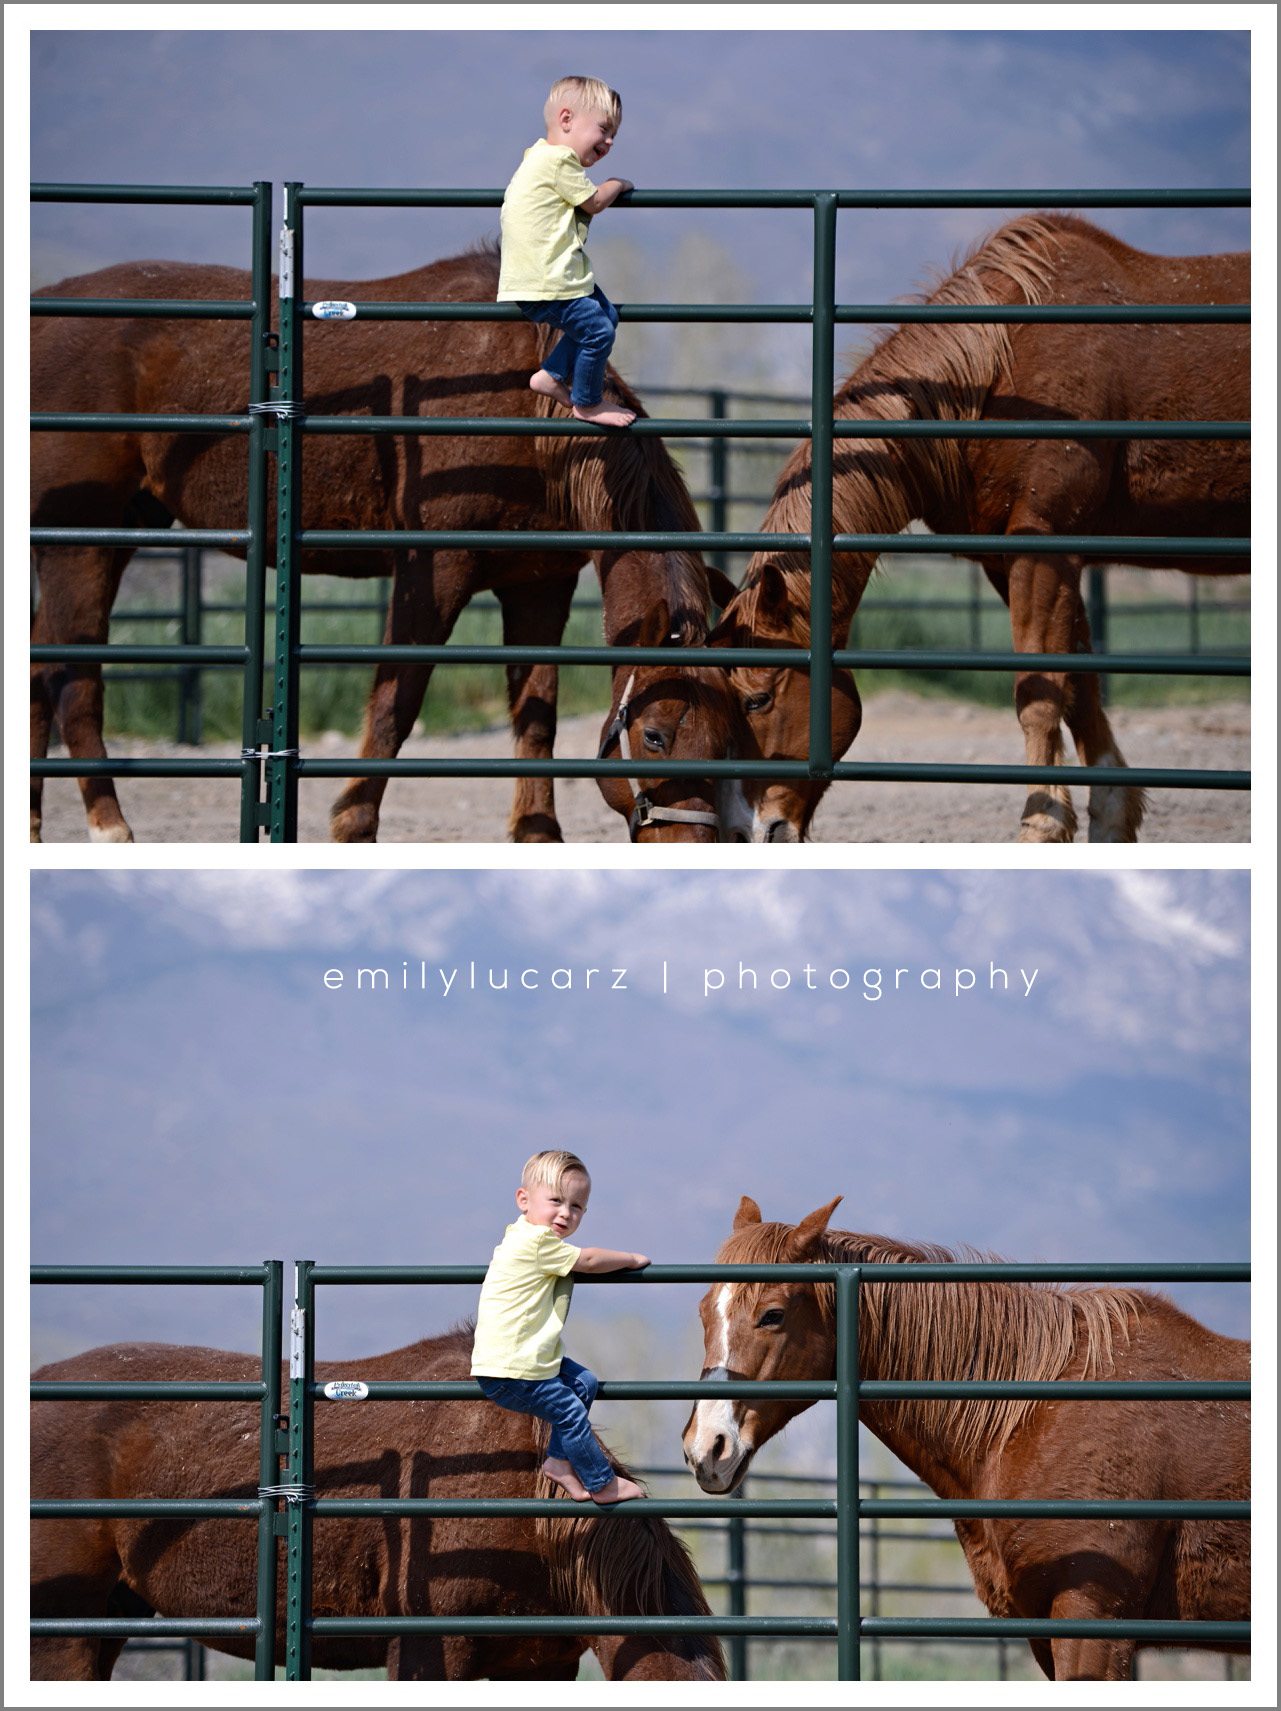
597, 672, 721, 842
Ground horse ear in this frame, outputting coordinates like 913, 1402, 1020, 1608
633, 597, 672, 650
733, 1196, 763, 1229
791, 1197, 843, 1258
705, 565, 741, 613
754, 561, 791, 625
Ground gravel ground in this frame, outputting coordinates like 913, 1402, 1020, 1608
35, 692, 1249, 845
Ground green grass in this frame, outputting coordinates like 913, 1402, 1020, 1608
95, 557, 1249, 742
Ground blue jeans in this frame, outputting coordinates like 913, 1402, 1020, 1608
517, 287, 619, 407
476, 1356, 614, 1493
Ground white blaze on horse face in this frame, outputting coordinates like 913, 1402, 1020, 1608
712, 1283, 734, 1367
686, 1286, 750, 1488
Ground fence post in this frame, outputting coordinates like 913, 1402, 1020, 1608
255, 1259, 284, 1678
1086, 565, 1109, 707
868, 1477, 881, 1681
835, 1265, 861, 1679
240, 179, 273, 842
284, 1260, 315, 1679
808, 194, 838, 781
727, 1478, 748, 1679
709, 388, 730, 579
178, 547, 203, 746
269, 183, 304, 843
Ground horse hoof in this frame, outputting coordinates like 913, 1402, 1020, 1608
510, 814, 564, 843
1017, 819, 1075, 844
330, 804, 381, 843
88, 822, 134, 844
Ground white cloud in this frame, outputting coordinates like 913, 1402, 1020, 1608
1106, 873, 1242, 960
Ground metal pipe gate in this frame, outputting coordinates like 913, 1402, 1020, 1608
31, 184, 1249, 840
31, 1259, 1250, 1679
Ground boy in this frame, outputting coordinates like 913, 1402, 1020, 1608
472, 1150, 649, 1503
498, 76, 637, 428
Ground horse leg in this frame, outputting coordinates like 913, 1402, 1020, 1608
495, 574, 578, 842
1004, 547, 1084, 843
1046, 1589, 1136, 1681
31, 546, 135, 843
986, 562, 1144, 843
385, 1633, 450, 1677
1027, 1636, 1056, 1679
1060, 595, 1146, 843
31, 1523, 125, 1679
329, 553, 472, 843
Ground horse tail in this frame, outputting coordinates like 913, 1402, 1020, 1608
535, 1436, 725, 1679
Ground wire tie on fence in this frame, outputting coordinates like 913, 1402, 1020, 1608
240, 747, 300, 760
259, 1483, 315, 1507
248, 400, 307, 421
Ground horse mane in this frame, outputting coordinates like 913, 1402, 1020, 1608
538, 1482, 723, 1676
719, 1219, 1145, 1463
533, 1420, 723, 1676
732, 213, 1071, 637
433, 1320, 721, 1674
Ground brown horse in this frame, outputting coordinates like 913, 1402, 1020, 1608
682, 1198, 1249, 1682
30, 243, 723, 845
31, 1328, 724, 1682
711, 214, 1249, 842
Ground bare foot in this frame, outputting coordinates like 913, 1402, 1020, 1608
572, 400, 636, 427
541, 1456, 590, 1500
529, 370, 571, 407
590, 1474, 646, 1505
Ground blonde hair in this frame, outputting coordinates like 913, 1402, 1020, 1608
522, 1149, 590, 1192
544, 76, 621, 133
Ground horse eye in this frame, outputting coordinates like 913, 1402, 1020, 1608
756, 1308, 785, 1329
642, 727, 666, 752
743, 692, 773, 714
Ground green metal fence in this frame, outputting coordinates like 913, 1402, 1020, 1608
31, 1259, 1250, 1680
30, 1263, 284, 1679
31, 182, 276, 841
31, 184, 1250, 840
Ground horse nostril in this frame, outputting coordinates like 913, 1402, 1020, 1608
711, 1434, 726, 1462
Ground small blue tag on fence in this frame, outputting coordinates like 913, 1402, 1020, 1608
322, 1380, 369, 1400
312, 300, 358, 320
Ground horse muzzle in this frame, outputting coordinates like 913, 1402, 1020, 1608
682, 1396, 755, 1492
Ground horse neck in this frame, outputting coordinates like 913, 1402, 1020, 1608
535, 400, 709, 642
821, 1232, 1137, 1495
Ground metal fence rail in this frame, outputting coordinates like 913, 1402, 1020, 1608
31, 184, 1249, 838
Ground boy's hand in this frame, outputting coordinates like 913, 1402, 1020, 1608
582, 178, 634, 217
630, 1253, 650, 1268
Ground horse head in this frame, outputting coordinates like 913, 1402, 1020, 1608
682, 1195, 843, 1493
595, 593, 742, 843
711, 563, 862, 843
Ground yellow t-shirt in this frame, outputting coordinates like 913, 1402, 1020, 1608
471, 1215, 582, 1378
497, 140, 596, 302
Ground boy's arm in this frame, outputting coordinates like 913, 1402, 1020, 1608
579, 178, 633, 218
572, 1245, 649, 1274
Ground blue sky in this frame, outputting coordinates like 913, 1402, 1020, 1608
31, 870, 1250, 1373
25, 25, 1252, 388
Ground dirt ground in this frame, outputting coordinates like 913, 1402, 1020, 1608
36, 692, 1249, 845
